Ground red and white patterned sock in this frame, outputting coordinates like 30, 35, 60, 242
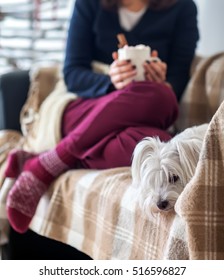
5, 147, 75, 233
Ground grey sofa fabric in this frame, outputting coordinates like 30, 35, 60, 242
0, 70, 30, 131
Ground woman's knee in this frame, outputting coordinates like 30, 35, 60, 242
111, 81, 178, 109
101, 126, 172, 169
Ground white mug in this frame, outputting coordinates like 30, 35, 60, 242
118, 45, 160, 81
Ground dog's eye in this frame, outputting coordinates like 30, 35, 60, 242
169, 174, 179, 183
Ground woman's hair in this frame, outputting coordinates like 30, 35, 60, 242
101, 0, 177, 10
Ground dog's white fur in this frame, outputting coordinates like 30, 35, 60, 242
131, 124, 208, 215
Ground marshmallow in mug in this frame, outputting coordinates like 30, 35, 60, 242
118, 44, 160, 81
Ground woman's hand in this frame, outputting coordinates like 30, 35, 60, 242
144, 50, 167, 83
109, 52, 137, 90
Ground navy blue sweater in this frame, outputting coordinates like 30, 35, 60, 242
63, 0, 199, 101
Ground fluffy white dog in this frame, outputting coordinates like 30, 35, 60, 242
131, 124, 208, 215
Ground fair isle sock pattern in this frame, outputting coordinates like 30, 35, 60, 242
39, 149, 69, 177
6, 148, 73, 233
6, 171, 47, 218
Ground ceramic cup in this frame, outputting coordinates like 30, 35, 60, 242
118, 44, 160, 81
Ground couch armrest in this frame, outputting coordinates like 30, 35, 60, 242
0, 70, 30, 131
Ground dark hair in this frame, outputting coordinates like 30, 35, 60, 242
101, 0, 177, 10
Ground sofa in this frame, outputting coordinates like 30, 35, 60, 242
1, 53, 224, 260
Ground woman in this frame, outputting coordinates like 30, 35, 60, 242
64, 0, 198, 100
5, 0, 199, 233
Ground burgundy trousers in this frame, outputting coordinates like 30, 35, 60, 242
60, 81, 178, 169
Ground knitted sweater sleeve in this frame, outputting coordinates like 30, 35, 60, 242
166, 0, 199, 101
63, 0, 112, 98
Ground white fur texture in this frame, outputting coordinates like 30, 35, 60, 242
131, 124, 208, 216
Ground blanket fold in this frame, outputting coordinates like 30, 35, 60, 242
175, 100, 224, 259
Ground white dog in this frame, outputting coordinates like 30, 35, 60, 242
131, 124, 208, 215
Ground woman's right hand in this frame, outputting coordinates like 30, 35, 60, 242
109, 52, 137, 90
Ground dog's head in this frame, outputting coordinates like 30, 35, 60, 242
131, 124, 208, 215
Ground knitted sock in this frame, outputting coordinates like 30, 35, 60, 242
6, 147, 75, 233
4, 149, 36, 178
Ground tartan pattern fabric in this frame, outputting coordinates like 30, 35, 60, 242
175, 100, 224, 259
1, 59, 224, 258
176, 52, 224, 131
1, 166, 188, 259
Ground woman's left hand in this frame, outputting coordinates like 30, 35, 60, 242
144, 50, 167, 83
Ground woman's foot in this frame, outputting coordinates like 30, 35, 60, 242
6, 170, 49, 233
6, 148, 74, 233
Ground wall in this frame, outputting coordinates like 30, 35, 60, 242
194, 0, 224, 56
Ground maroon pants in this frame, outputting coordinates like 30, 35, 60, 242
60, 81, 178, 169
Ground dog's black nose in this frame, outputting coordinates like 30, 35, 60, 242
157, 200, 169, 210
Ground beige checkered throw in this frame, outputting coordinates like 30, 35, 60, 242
1, 59, 224, 259
176, 52, 224, 131
175, 100, 224, 259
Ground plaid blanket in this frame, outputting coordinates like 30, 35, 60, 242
0, 67, 189, 259
176, 52, 224, 131
0, 130, 23, 244
175, 100, 224, 260
0, 161, 188, 259
1, 58, 224, 259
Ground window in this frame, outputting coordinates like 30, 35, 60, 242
0, 0, 74, 74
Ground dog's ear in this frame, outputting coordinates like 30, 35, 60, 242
175, 137, 203, 181
131, 137, 163, 186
